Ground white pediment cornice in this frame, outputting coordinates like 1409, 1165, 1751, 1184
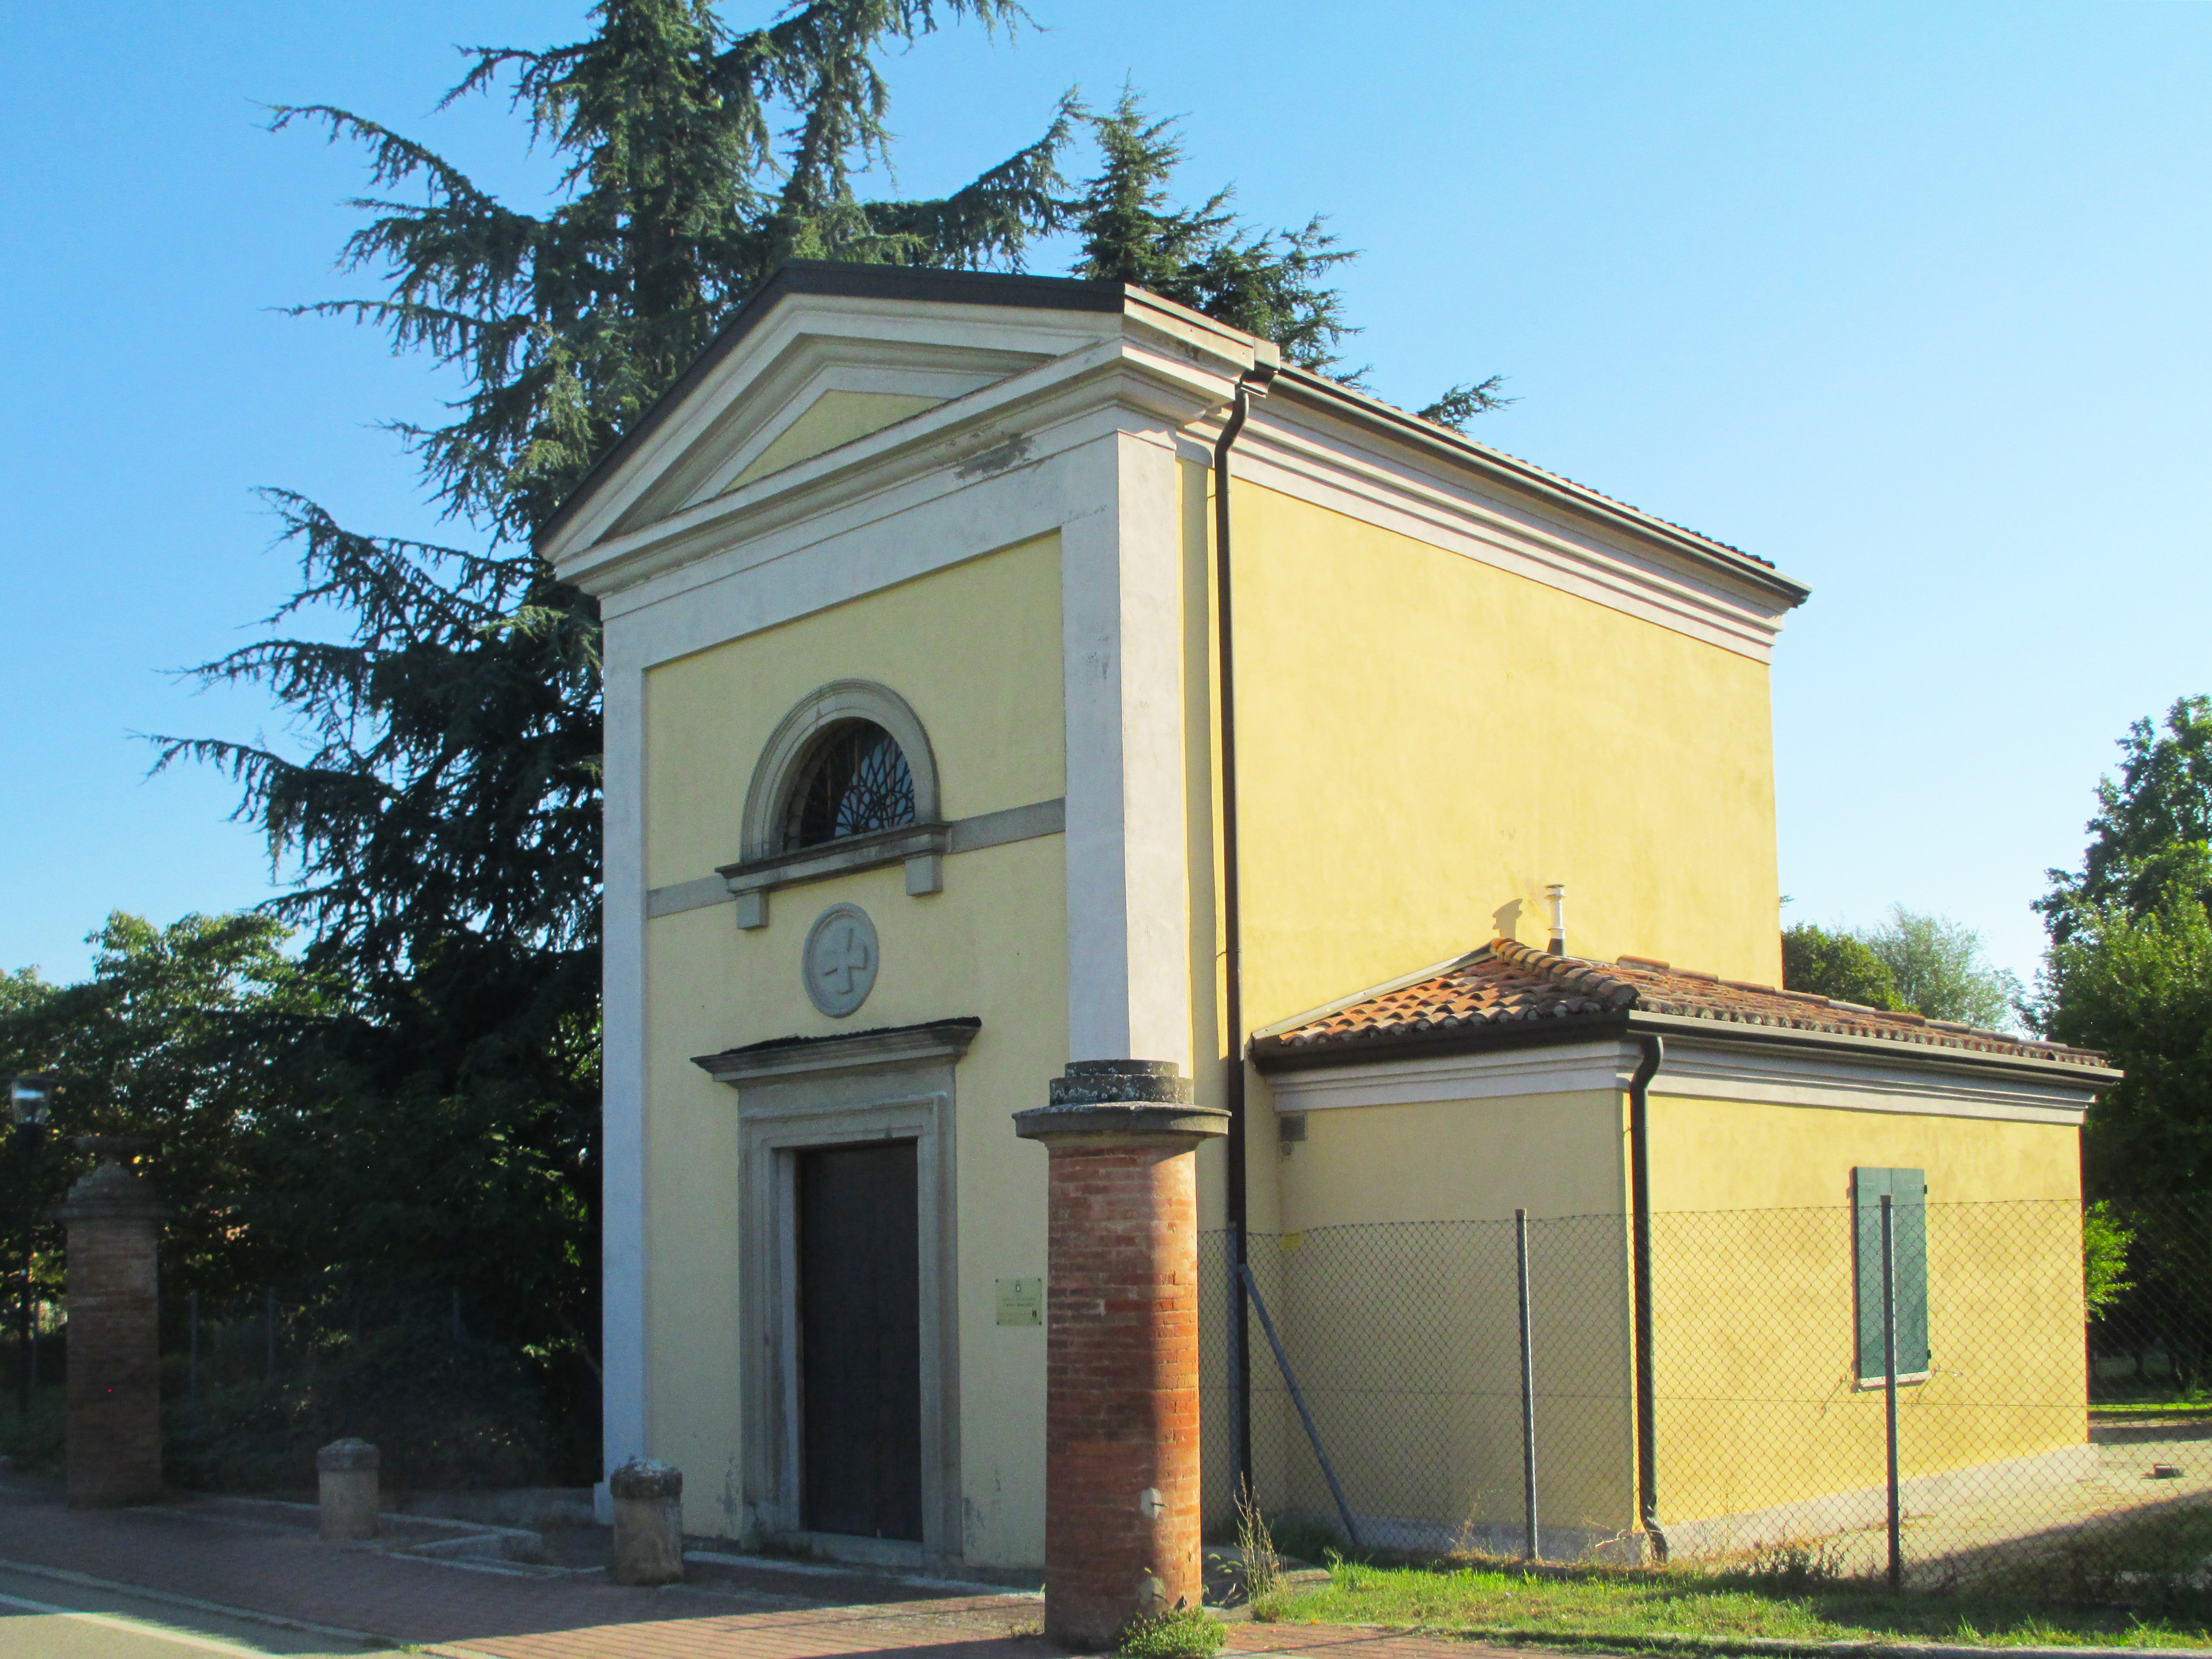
542, 289, 1137, 566
614, 331, 1046, 534
540, 264, 1809, 661
550, 317, 1263, 599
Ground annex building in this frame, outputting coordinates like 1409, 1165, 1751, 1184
539, 262, 2117, 1571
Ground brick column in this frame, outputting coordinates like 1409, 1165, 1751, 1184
1016, 1061, 1228, 1650
52, 1158, 166, 1507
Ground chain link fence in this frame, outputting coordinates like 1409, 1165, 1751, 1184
1203, 1198, 2212, 1593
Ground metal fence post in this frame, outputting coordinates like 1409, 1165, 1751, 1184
1881, 1192, 1902, 1592
1515, 1207, 1539, 1563
188, 1289, 199, 1397
264, 1287, 276, 1385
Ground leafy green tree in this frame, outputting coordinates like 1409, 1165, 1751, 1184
1861, 905, 2023, 1031
0, 914, 329, 1301
2041, 697, 2212, 940
2083, 1200, 2135, 1319
2041, 850, 2212, 1194
1780, 921, 1902, 1009
2037, 702, 2212, 1197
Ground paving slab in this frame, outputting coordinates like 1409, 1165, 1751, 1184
0, 1475, 1053, 1659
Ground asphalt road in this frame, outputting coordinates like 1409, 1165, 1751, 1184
0, 1562, 385, 1658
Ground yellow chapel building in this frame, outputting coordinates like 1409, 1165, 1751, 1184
539, 263, 2116, 1572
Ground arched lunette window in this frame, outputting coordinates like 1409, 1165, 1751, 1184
785, 721, 917, 849
725, 681, 944, 929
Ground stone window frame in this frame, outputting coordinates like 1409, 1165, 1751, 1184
694, 1019, 977, 1564
721, 680, 947, 929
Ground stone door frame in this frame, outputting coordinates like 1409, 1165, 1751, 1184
700, 1020, 976, 1564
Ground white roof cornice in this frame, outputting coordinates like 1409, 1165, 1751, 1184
549, 317, 1263, 600
538, 263, 1810, 654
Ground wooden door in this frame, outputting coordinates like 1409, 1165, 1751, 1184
797, 1139, 924, 1540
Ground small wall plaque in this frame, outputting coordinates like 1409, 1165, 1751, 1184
995, 1276, 1043, 1327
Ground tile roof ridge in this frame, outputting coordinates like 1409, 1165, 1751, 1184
1252, 937, 2111, 1072
1487, 938, 1640, 1009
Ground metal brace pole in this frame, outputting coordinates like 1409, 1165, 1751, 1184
1237, 1262, 1360, 1548
1882, 1193, 1902, 1592
1516, 1208, 1539, 1563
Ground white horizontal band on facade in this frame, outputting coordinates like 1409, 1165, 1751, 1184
645, 796, 1067, 919
1263, 1036, 2097, 1126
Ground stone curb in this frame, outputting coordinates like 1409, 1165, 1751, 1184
0, 1553, 394, 1647
1236, 1623, 2212, 1659
684, 1547, 1043, 1600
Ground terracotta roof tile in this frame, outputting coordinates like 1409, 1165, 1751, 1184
1254, 938, 2109, 1070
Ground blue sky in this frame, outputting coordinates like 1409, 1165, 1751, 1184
3, 1, 2207, 991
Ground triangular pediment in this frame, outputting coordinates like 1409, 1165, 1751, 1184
606, 331, 1051, 538
538, 264, 1299, 595
534, 268, 1147, 563
725, 388, 947, 492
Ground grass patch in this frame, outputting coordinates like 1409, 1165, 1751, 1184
1118, 1606, 1224, 1658
2092, 1401, 2212, 1417
1265, 1555, 2212, 1648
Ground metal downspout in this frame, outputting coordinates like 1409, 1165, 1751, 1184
1628, 1032, 1667, 1561
1214, 354, 1276, 1501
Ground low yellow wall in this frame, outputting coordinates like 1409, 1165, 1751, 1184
1646, 1096, 2087, 1530
639, 532, 1068, 1563
1249, 1091, 1639, 1542
1234, 1082, 2087, 1553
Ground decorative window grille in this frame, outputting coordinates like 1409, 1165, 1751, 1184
787, 721, 917, 849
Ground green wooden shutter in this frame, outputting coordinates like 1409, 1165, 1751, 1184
1853, 1167, 1930, 1382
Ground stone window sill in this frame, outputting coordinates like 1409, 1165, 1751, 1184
717, 822, 950, 929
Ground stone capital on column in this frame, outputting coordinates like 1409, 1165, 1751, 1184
50, 1159, 167, 1228
1015, 1059, 1228, 1146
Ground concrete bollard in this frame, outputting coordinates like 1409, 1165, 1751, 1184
317, 1438, 380, 1541
608, 1459, 685, 1585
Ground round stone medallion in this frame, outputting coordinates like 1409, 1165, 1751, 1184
803, 902, 879, 1018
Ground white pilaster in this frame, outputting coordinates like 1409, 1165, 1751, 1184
600, 623, 650, 1481
1061, 431, 1195, 1068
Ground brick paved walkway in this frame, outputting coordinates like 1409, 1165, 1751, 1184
0, 1474, 1050, 1658
0, 1474, 1539, 1659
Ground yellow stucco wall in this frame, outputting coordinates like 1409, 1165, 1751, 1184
1646, 1095, 2086, 1528
639, 533, 1067, 1561
728, 389, 945, 491
1227, 481, 1783, 1039
1186, 469, 1789, 1541
1262, 1092, 1639, 1539
1245, 1083, 2087, 1550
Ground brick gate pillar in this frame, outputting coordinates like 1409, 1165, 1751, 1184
52, 1151, 166, 1507
1016, 1061, 1228, 1650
